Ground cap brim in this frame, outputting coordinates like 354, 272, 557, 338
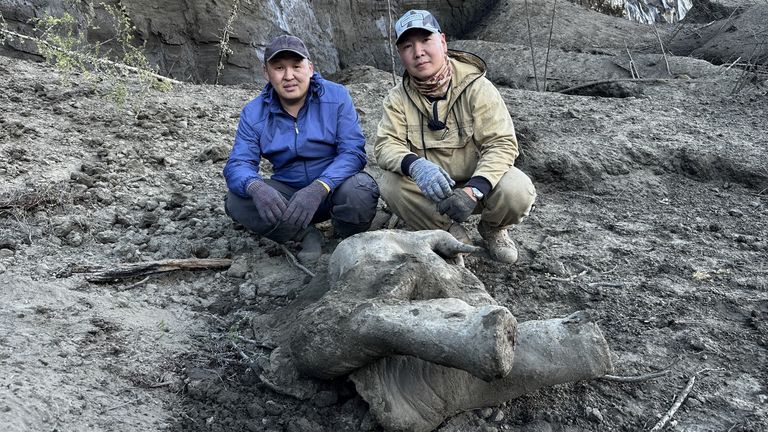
395, 26, 440, 44
265, 49, 309, 62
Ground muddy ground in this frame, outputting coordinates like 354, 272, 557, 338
2, 5, 768, 432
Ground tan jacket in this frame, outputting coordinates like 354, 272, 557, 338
374, 50, 518, 187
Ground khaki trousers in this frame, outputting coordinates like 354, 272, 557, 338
378, 167, 537, 230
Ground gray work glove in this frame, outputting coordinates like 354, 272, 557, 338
437, 189, 477, 222
247, 180, 288, 226
281, 181, 329, 230
409, 158, 455, 203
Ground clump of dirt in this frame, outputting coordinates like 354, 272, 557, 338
1, 2, 767, 432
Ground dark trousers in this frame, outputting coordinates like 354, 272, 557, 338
225, 172, 380, 243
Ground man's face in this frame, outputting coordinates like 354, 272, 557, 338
396, 29, 447, 81
264, 53, 314, 106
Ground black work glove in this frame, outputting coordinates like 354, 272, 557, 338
281, 181, 329, 229
437, 189, 477, 223
247, 180, 288, 225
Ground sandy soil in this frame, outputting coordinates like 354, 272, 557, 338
1, 5, 767, 432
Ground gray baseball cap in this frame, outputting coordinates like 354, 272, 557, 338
395, 10, 442, 44
264, 35, 310, 63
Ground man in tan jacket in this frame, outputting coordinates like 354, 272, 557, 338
374, 9, 536, 264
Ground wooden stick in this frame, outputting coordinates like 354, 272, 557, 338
602, 369, 669, 383
588, 282, 626, 288
626, 45, 640, 79
649, 375, 696, 431
120, 276, 150, 291
721, 56, 742, 74
279, 245, 316, 278
84, 258, 232, 283
542, 0, 557, 92
652, 24, 672, 76
523, 0, 540, 91
549, 270, 587, 282
386, 0, 397, 87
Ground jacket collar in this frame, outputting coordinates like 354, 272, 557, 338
262, 71, 325, 113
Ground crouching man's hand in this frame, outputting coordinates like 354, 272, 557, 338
409, 158, 455, 203
247, 180, 288, 226
437, 188, 477, 222
281, 180, 329, 229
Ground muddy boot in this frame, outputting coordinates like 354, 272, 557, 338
446, 223, 471, 267
478, 221, 518, 264
296, 226, 324, 266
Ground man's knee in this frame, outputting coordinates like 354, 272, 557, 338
485, 168, 537, 224
331, 172, 380, 236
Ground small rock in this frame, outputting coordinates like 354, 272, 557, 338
145, 238, 162, 253
94, 189, 113, 204
586, 407, 603, 423
489, 408, 505, 422
0, 249, 14, 259
131, 234, 151, 246
0, 263, 6, 273
145, 200, 159, 211
478, 408, 494, 418
139, 212, 159, 228
263, 400, 284, 416
286, 417, 318, 432
95, 230, 119, 244
520, 420, 553, 432
65, 231, 83, 247
246, 402, 265, 419
167, 192, 187, 209
70, 171, 95, 187
197, 144, 230, 163
728, 208, 744, 218
238, 282, 256, 299
192, 244, 210, 258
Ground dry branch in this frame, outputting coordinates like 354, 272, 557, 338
652, 24, 672, 76
83, 258, 232, 283
279, 244, 316, 278
649, 375, 696, 431
523, 0, 540, 91
602, 369, 669, 383
0, 28, 183, 85
543, 0, 558, 92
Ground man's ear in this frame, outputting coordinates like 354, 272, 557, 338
262, 64, 269, 81
440, 33, 448, 53
308, 60, 314, 74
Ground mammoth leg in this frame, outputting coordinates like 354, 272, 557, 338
351, 313, 613, 432
290, 298, 516, 381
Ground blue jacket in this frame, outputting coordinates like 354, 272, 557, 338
224, 72, 367, 198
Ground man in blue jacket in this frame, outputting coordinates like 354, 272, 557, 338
224, 35, 379, 263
